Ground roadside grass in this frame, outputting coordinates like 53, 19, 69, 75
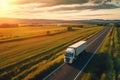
82, 27, 120, 80
80, 73, 92, 80
0, 26, 104, 80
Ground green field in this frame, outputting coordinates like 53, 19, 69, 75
0, 26, 104, 80
81, 27, 120, 80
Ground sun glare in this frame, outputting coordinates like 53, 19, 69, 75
0, 0, 10, 9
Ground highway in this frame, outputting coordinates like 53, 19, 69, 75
43, 27, 111, 80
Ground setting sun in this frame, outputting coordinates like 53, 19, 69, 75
0, 0, 10, 9
0, 0, 17, 18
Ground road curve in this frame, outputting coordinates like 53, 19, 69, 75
43, 27, 111, 80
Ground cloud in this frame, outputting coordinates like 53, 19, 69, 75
13, 1, 120, 16
13, 0, 120, 12
89, 0, 112, 4
12, 0, 120, 15
53, 0, 89, 5
15, 0, 89, 6
81, 14, 112, 16
15, 0, 120, 6
47, 3, 120, 12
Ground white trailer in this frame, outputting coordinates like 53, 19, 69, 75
64, 41, 87, 63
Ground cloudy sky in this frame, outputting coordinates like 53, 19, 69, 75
0, 0, 120, 20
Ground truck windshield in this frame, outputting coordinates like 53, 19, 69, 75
65, 52, 73, 57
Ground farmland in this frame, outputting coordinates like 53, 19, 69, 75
0, 26, 67, 42
0, 25, 104, 80
81, 26, 120, 80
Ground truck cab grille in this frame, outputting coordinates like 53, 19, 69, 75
66, 57, 70, 63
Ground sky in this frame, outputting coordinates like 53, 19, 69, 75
0, 0, 120, 20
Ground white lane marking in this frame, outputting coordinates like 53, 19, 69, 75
43, 63, 65, 80
73, 28, 109, 80
86, 28, 107, 48
43, 28, 109, 80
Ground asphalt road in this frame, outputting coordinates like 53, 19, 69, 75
43, 27, 111, 80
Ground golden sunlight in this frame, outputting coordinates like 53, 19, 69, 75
0, 0, 10, 9
0, 0, 17, 17
0, 0, 16, 9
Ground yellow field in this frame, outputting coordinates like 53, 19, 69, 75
0, 26, 67, 41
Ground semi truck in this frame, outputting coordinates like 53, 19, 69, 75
64, 41, 87, 63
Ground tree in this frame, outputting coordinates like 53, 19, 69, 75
46, 31, 50, 35
67, 26, 73, 31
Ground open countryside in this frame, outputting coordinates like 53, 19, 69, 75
0, 0, 120, 80
0, 24, 105, 80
